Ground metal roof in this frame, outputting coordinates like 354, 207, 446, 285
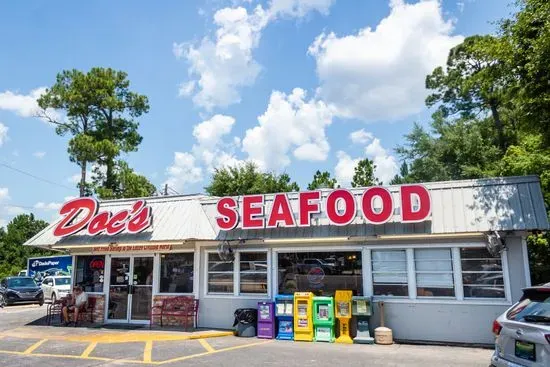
201, 175, 549, 240
23, 194, 217, 248
23, 175, 549, 248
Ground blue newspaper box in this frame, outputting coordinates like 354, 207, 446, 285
275, 295, 294, 340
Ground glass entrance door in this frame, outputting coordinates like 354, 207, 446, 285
107, 255, 154, 323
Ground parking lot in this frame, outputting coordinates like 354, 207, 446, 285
0, 305, 494, 366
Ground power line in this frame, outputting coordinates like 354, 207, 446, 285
0, 162, 75, 191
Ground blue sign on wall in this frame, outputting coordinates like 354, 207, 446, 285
27, 256, 72, 282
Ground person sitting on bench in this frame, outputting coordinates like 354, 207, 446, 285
62, 285, 88, 326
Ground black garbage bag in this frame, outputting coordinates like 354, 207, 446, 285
232, 308, 257, 327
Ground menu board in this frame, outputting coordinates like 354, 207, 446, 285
317, 305, 329, 320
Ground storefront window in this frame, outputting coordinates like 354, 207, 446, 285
75, 255, 105, 293
207, 253, 234, 294
160, 253, 194, 293
372, 250, 408, 296
415, 249, 455, 297
277, 251, 362, 296
240, 252, 267, 294
461, 248, 505, 299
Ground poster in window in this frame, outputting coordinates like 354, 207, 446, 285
317, 305, 329, 320
276, 303, 285, 315
298, 319, 308, 328
356, 300, 367, 314
337, 302, 349, 317
284, 302, 293, 315
279, 320, 292, 333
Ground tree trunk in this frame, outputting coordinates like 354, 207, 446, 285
490, 101, 506, 152
79, 161, 87, 197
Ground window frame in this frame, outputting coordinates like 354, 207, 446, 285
460, 247, 508, 301
365, 242, 512, 305
157, 251, 195, 295
203, 248, 271, 299
371, 249, 410, 298
413, 248, 456, 299
74, 254, 106, 295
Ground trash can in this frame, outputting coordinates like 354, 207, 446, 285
233, 308, 257, 337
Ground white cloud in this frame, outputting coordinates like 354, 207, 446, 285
242, 88, 332, 171
165, 152, 203, 193
0, 123, 8, 146
175, 0, 334, 110
335, 151, 359, 187
64, 196, 77, 202
349, 129, 373, 145
0, 188, 9, 201
33, 151, 46, 159
0, 87, 61, 123
6, 206, 27, 215
193, 114, 236, 148
308, 0, 464, 121
34, 202, 62, 211
334, 132, 398, 185
0, 219, 6, 228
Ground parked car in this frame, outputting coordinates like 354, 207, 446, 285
491, 283, 550, 367
40, 276, 71, 303
298, 258, 338, 275
18, 269, 27, 276
0, 277, 44, 306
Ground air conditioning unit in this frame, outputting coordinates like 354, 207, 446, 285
486, 231, 506, 257
217, 240, 235, 262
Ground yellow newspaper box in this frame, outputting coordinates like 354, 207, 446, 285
293, 292, 314, 342
334, 290, 353, 344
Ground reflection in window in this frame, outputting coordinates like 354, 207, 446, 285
160, 253, 194, 293
208, 253, 234, 294
461, 248, 505, 299
372, 250, 408, 297
277, 251, 362, 296
240, 252, 267, 294
76, 255, 105, 293
415, 249, 455, 297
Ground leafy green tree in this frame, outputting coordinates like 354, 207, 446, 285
0, 214, 51, 278
37, 68, 149, 197
500, 0, 550, 143
94, 161, 157, 199
205, 162, 299, 196
307, 170, 338, 190
390, 162, 413, 185
351, 159, 381, 187
425, 35, 514, 151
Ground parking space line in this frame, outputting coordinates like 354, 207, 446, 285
158, 340, 272, 365
198, 338, 215, 353
80, 342, 97, 358
23, 339, 47, 354
144, 340, 153, 363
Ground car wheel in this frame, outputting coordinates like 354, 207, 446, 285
0, 294, 5, 308
51, 293, 56, 304
38, 298, 44, 307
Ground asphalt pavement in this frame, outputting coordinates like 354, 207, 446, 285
0, 305, 494, 367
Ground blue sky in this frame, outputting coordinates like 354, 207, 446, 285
0, 0, 513, 226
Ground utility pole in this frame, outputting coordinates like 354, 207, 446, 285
164, 184, 168, 196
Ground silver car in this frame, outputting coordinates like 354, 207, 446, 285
491, 283, 550, 366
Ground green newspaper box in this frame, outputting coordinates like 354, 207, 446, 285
312, 296, 335, 343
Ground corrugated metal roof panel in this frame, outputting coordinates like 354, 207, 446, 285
24, 194, 216, 248
201, 176, 549, 240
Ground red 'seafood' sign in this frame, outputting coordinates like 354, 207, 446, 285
53, 198, 152, 237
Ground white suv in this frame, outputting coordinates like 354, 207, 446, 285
40, 276, 71, 303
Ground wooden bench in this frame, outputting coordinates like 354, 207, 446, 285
47, 296, 95, 325
150, 296, 199, 330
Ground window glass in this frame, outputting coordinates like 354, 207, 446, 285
55, 277, 71, 286
415, 249, 455, 297
240, 252, 268, 294
75, 256, 105, 293
160, 253, 194, 293
461, 248, 505, 299
278, 251, 362, 296
208, 253, 234, 294
372, 250, 408, 296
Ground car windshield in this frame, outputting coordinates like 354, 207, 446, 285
7, 278, 37, 288
55, 278, 71, 286
507, 289, 550, 323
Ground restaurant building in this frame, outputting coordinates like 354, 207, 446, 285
23, 175, 549, 344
